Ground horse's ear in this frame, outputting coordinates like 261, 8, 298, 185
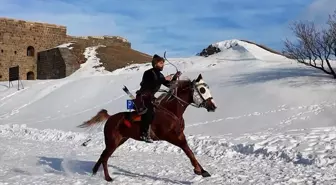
196, 74, 203, 82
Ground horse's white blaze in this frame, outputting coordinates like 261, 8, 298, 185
211, 98, 216, 105
193, 91, 203, 105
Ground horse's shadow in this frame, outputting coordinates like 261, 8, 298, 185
37, 156, 192, 184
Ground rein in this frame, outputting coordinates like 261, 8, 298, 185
157, 88, 196, 108
157, 80, 208, 109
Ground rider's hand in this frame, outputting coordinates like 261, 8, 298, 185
165, 74, 174, 81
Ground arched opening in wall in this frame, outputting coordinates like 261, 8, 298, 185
27, 71, 35, 80
27, 46, 35, 57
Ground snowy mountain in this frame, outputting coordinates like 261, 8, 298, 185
198, 39, 290, 62
1, 39, 336, 184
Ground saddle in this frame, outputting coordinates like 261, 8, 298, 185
122, 99, 158, 127
123, 89, 176, 128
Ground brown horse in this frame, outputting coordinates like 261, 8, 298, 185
78, 74, 217, 182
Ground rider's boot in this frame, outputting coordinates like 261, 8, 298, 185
140, 131, 153, 143
140, 114, 153, 143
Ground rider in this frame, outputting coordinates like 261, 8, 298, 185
134, 54, 180, 143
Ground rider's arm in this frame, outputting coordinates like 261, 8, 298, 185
161, 74, 172, 88
162, 71, 181, 87
162, 79, 171, 87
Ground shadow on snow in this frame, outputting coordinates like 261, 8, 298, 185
228, 67, 336, 87
37, 156, 192, 184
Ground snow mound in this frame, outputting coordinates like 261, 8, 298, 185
0, 124, 88, 142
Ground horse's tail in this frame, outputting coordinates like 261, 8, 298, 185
77, 109, 111, 128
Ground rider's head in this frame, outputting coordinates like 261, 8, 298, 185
152, 54, 165, 71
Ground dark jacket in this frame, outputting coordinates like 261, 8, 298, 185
137, 68, 172, 95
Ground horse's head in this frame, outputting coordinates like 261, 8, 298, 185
190, 74, 217, 112
163, 73, 217, 112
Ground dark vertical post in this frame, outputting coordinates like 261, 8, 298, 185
8, 65, 23, 90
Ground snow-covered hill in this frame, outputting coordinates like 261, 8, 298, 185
199, 39, 291, 62
1, 40, 336, 184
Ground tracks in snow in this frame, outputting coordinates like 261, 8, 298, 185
2, 94, 335, 134
1, 125, 336, 184
186, 100, 336, 131
1, 123, 336, 168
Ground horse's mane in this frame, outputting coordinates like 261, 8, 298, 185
156, 77, 192, 103
169, 77, 192, 90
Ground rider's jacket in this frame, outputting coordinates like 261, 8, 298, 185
137, 67, 171, 95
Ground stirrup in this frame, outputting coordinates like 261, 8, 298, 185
137, 107, 147, 115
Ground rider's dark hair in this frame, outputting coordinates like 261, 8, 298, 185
152, 54, 164, 67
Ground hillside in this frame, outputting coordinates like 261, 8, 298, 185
1, 40, 336, 184
57, 42, 152, 73
96, 45, 152, 71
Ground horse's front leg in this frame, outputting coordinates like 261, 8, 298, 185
167, 133, 211, 177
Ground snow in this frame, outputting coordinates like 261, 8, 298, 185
1, 39, 336, 184
56, 42, 74, 50
69, 45, 109, 78
212, 39, 291, 62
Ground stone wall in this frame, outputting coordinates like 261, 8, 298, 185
0, 18, 67, 81
37, 47, 83, 79
67, 36, 131, 48
37, 48, 66, 79
58, 48, 79, 77
0, 17, 131, 81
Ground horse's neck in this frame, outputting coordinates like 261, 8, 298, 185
161, 89, 191, 118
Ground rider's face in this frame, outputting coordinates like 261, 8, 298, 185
155, 60, 164, 70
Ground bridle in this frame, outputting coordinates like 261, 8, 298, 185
191, 80, 213, 108
158, 79, 211, 108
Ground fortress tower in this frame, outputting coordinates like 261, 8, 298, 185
0, 17, 132, 81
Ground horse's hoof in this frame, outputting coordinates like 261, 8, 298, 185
105, 177, 113, 182
194, 169, 202, 175
201, 169, 211, 177
92, 169, 98, 175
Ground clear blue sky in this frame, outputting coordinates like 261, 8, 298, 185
1, 0, 335, 57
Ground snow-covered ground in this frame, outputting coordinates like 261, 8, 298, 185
1, 39, 336, 184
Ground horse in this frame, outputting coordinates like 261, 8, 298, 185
78, 73, 217, 182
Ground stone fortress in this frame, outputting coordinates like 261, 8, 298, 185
0, 17, 151, 81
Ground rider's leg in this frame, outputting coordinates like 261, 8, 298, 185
140, 100, 154, 143
133, 93, 147, 115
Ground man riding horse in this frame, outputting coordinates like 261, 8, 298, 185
78, 55, 217, 181
133, 54, 181, 143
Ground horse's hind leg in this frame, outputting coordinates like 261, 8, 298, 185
168, 133, 211, 177
92, 146, 115, 181
92, 135, 125, 181
117, 138, 128, 147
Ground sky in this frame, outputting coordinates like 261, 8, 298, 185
0, 0, 336, 57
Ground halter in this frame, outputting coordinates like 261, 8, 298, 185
158, 79, 211, 108
191, 80, 213, 108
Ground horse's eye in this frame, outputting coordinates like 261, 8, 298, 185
199, 87, 206, 94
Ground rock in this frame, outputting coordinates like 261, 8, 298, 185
197, 44, 221, 57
